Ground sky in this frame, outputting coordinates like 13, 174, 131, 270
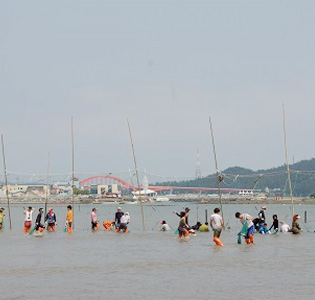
1, 0, 315, 182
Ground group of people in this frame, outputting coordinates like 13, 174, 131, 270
171, 207, 224, 246
20, 206, 131, 235
158, 205, 303, 247
0, 205, 305, 245
23, 205, 73, 234
235, 206, 303, 244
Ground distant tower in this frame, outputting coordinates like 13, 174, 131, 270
142, 169, 149, 191
195, 149, 201, 179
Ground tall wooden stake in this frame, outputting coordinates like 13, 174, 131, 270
127, 119, 145, 230
71, 117, 75, 229
282, 104, 294, 216
209, 117, 224, 223
1, 134, 12, 230
44, 151, 50, 217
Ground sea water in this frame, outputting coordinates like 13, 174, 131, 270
0, 203, 315, 300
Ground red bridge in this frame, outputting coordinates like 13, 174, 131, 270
79, 176, 253, 193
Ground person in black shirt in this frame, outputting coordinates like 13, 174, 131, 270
35, 208, 45, 232
115, 207, 124, 229
175, 207, 190, 228
269, 214, 279, 233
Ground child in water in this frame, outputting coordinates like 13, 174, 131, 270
259, 223, 271, 234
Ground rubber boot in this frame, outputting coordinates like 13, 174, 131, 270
124, 228, 129, 234
213, 237, 224, 247
40, 227, 45, 233
245, 238, 251, 244
178, 233, 182, 239
184, 231, 189, 238
249, 234, 254, 244
116, 228, 120, 233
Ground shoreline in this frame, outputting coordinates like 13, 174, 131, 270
0, 196, 314, 205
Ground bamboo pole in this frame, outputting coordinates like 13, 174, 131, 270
208, 117, 224, 222
127, 119, 145, 230
1, 134, 12, 230
282, 104, 294, 216
71, 117, 75, 229
44, 151, 50, 217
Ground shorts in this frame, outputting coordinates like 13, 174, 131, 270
91, 222, 97, 229
178, 227, 187, 234
24, 221, 32, 228
246, 225, 254, 238
213, 228, 222, 238
119, 223, 127, 231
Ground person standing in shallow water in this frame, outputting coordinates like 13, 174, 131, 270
23, 207, 35, 233
91, 208, 99, 231
175, 207, 190, 228
235, 212, 254, 244
45, 207, 57, 231
210, 208, 224, 246
66, 205, 73, 233
0, 208, 5, 230
35, 208, 45, 233
115, 207, 124, 229
178, 211, 189, 238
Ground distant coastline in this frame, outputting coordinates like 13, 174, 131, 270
0, 195, 314, 205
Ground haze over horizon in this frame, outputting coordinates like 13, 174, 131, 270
1, 1, 315, 180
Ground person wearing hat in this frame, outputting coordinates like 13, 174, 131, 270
175, 207, 190, 228
292, 214, 302, 234
117, 212, 130, 233
258, 206, 267, 221
0, 207, 5, 230
35, 208, 45, 233
45, 207, 57, 231
115, 207, 124, 229
23, 206, 35, 233
160, 220, 171, 231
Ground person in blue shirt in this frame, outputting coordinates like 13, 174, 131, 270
259, 223, 271, 234
45, 207, 57, 231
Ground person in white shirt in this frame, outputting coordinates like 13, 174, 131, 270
117, 212, 130, 233
280, 221, 290, 233
235, 212, 254, 244
210, 208, 224, 246
160, 220, 171, 231
23, 206, 35, 233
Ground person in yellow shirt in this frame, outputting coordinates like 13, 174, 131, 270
0, 207, 5, 230
66, 205, 73, 233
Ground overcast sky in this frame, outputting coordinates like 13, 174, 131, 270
1, 0, 315, 181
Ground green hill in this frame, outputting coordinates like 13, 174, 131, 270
155, 158, 315, 197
